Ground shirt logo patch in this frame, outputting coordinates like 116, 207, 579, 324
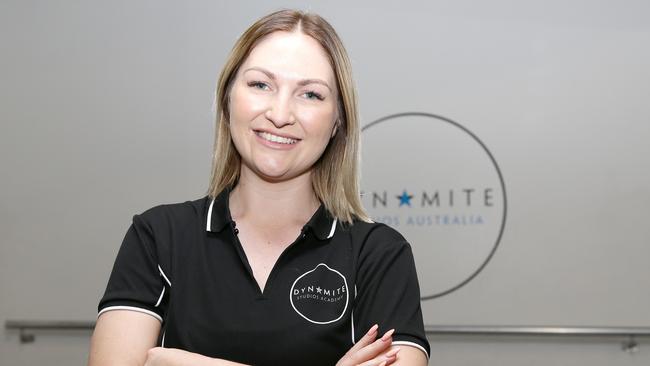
289, 263, 349, 324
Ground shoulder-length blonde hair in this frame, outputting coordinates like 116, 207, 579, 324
207, 9, 369, 225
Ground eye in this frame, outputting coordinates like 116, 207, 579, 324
303, 91, 325, 101
247, 81, 270, 91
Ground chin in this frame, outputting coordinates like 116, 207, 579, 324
244, 158, 311, 183
254, 166, 293, 181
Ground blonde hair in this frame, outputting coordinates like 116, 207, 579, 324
207, 9, 369, 225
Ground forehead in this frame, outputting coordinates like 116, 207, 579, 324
241, 31, 335, 82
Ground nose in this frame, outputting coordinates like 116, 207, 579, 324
265, 91, 295, 127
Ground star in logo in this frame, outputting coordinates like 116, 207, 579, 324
316, 286, 322, 294
397, 190, 413, 207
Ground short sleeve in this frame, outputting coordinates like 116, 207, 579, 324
97, 213, 170, 322
353, 225, 430, 359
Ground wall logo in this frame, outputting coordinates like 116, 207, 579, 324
289, 263, 349, 324
361, 113, 507, 300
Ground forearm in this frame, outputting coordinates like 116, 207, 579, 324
88, 311, 160, 366
144, 347, 251, 366
183, 352, 249, 366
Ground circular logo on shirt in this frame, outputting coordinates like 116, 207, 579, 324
361, 113, 507, 300
290, 263, 349, 324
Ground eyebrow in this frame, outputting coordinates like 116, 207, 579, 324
243, 67, 332, 91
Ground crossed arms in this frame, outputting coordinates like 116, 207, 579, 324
88, 311, 427, 366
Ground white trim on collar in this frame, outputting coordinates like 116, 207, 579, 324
327, 218, 337, 239
206, 197, 216, 232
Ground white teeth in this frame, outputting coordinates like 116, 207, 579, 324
256, 131, 298, 144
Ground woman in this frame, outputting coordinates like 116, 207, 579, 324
88, 9, 429, 366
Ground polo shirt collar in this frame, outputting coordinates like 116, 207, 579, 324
205, 187, 234, 233
205, 187, 337, 240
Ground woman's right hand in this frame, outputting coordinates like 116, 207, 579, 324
336, 325, 401, 366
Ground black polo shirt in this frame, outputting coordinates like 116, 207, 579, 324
98, 188, 430, 365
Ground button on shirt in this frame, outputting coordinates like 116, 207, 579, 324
98, 188, 430, 365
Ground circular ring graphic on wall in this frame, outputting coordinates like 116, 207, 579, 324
361, 112, 507, 300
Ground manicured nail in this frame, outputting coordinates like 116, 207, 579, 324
366, 324, 379, 336
385, 347, 401, 357
381, 329, 395, 342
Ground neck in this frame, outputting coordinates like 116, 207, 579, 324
229, 167, 320, 228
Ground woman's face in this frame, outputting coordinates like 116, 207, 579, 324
228, 31, 339, 183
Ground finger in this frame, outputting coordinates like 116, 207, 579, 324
350, 329, 395, 363
357, 347, 401, 366
346, 324, 379, 354
384, 347, 400, 358
358, 359, 390, 366
357, 360, 385, 366
383, 347, 401, 365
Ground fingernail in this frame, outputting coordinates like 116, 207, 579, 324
385, 347, 401, 357
366, 324, 379, 336
381, 328, 395, 342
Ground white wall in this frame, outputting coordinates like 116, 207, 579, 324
1, 1, 649, 365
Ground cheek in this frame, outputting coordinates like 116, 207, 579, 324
230, 86, 268, 121
296, 106, 337, 137
228, 90, 253, 147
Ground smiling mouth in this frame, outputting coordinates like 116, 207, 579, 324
255, 131, 299, 145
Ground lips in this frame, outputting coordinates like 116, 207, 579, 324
254, 130, 300, 145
